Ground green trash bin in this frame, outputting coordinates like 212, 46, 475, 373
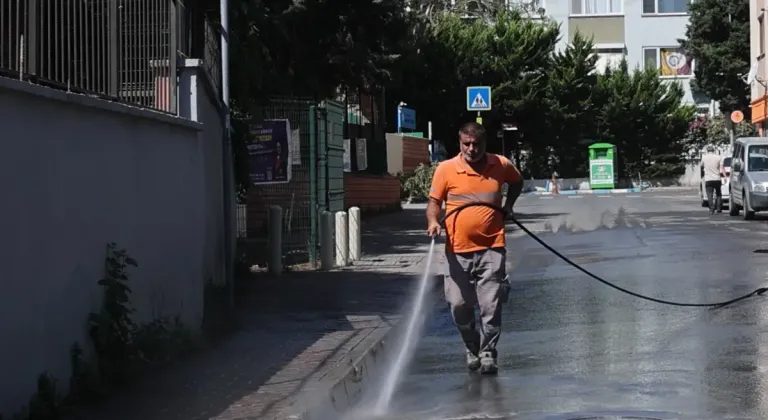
588, 143, 617, 189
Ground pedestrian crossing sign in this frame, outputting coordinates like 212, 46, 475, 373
466, 86, 492, 111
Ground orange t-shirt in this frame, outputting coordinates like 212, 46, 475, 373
429, 153, 522, 253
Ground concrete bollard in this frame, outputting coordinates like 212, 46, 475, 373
335, 211, 349, 267
268, 205, 283, 275
348, 206, 361, 262
320, 211, 334, 270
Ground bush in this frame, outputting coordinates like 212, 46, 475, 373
401, 163, 437, 203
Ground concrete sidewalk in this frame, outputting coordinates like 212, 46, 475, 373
67, 208, 431, 420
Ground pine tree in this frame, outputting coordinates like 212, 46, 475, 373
679, 0, 751, 117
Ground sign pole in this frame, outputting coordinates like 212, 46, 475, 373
476, 111, 482, 125
428, 121, 435, 162
502, 134, 506, 158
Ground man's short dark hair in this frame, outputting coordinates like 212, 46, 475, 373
458, 122, 486, 142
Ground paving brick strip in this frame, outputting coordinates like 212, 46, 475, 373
68, 207, 432, 420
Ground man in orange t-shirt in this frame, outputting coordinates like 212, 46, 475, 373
426, 122, 523, 375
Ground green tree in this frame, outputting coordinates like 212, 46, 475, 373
679, 0, 750, 117
594, 61, 696, 178
230, 0, 411, 106
705, 114, 758, 144
681, 115, 709, 162
542, 32, 599, 176
489, 12, 559, 174
388, 11, 558, 159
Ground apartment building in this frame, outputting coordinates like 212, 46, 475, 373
517, 0, 714, 112
750, 0, 768, 133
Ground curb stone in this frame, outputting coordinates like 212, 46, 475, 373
646, 186, 697, 191
526, 188, 643, 196
274, 316, 402, 420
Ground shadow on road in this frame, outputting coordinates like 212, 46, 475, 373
66, 265, 415, 420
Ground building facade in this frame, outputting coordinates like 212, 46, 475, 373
514, 0, 714, 112
750, 0, 768, 133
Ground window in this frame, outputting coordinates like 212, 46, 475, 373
593, 49, 625, 73
760, 16, 765, 56
571, 0, 622, 15
643, 47, 693, 77
643, 0, 689, 14
748, 145, 768, 171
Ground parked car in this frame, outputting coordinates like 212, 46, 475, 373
700, 156, 731, 208
728, 137, 768, 220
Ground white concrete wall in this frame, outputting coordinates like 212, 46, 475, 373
523, 163, 705, 191
524, 177, 591, 191
0, 68, 225, 416
178, 59, 228, 287
385, 133, 404, 175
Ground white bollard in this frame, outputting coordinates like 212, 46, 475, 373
335, 211, 349, 267
268, 205, 283, 275
348, 206, 361, 262
320, 211, 334, 270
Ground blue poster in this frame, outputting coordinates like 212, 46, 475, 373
247, 119, 292, 185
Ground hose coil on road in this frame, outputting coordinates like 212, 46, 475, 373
438, 201, 768, 309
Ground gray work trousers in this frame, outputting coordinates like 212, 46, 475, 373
444, 247, 508, 356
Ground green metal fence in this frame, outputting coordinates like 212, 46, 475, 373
242, 97, 346, 267
316, 100, 346, 213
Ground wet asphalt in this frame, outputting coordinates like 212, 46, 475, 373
371, 191, 768, 420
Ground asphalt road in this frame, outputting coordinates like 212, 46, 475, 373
361, 191, 768, 420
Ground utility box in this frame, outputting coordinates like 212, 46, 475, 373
588, 143, 617, 189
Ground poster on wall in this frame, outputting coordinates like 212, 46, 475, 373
247, 119, 292, 185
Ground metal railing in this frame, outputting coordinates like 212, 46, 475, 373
0, 0, 201, 113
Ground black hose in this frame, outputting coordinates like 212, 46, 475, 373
438, 201, 768, 309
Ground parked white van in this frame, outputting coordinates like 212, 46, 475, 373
728, 137, 768, 220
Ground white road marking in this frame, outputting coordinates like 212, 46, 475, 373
729, 227, 752, 232
539, 196, 553, 199
598, 195, 613, 198
568, 196, 584, 199
653, 195, 697, 199
627, 195, 641, 198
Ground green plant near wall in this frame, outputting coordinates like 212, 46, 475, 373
706, 114, 757, 145
88, 242, 140, 386
4, 243, 201, 420
402, 163, 437, 203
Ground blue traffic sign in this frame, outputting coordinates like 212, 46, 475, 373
397, 106, 416, 131
466, 86, 492, 111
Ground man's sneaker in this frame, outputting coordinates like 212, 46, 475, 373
466, 350, 481, 371
479, 351, 498, 375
